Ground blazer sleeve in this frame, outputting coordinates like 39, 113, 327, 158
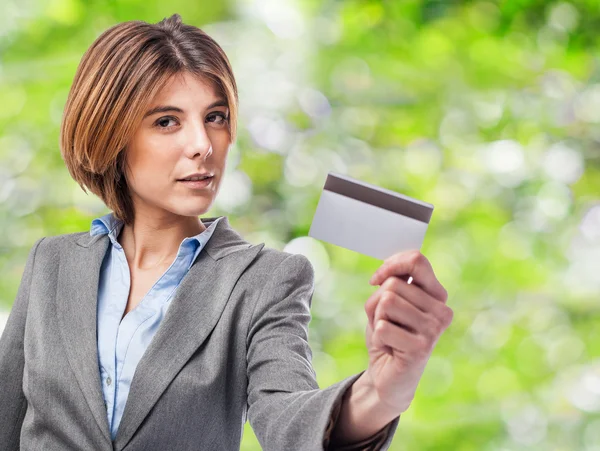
0, 237, 45, 450
245, 253, 400, 451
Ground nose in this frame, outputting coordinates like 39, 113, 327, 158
184, 119, 213, 160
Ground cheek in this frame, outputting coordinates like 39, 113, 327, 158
127, 140, 177, 187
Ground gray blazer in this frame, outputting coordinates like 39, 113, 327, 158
0, 216, 399, 450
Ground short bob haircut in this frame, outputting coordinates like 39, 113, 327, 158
60, 13, 238, 225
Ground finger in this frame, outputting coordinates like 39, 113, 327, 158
380, 276, 453, 326
374, 319, 426, 356
369, 319, 393, 356
365, 285, 382, 330
374, 290, 417, 334
365, 283, 391, 329
369, 250, 448, 303
374, 291, 433, 339
364, 274, 410, 329
369, 250, 418, 286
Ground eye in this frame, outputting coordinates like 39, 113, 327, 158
206, 112, 229, 127
154, 116, 179, 130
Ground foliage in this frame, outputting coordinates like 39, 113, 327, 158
1, 0, 599, 449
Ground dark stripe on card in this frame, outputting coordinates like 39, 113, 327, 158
323, 172, 433, 224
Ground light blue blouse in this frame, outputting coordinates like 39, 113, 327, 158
90, 212, 222, 441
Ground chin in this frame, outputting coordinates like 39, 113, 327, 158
171, 204, 213, 218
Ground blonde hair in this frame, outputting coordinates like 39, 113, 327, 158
60, 13, 238, 225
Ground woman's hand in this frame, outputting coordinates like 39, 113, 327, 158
363, 249, 453, 416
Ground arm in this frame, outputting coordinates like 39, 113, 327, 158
326, 371, 399, 449
0, 237, 44, 450
245, 253, 399, 451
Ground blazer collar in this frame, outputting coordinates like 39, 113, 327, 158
75, 215, 251, 261
60, 215, 264, 449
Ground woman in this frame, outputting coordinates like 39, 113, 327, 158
0, 14, 453, 451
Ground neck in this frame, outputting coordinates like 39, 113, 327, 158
117, 210, 207, 271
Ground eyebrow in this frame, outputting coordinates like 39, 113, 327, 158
143, 99, 229, 119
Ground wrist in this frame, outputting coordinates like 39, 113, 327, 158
329, 371, 399, 446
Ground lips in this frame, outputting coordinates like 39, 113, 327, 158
178, 176, 213, 189
178, 176, 213, 181
177, 170, 214, 181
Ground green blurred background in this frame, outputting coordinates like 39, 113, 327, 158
1, 0, 599, 449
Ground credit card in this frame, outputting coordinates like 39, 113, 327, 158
308, 172, 434, 260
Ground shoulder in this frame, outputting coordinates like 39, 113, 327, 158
29, 231, 89, 255
242, 245, 316, 321
248, 244, 314, 283
15, 232, 88, 281
254, 244, 312, 268
36, 232, 90, 252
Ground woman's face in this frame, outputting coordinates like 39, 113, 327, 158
123, 71, 231, 220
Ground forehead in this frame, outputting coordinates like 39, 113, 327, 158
153, 72, 221, 103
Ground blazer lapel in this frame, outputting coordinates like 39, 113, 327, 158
111, 216, 264, 451
56, 230, 112, 445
